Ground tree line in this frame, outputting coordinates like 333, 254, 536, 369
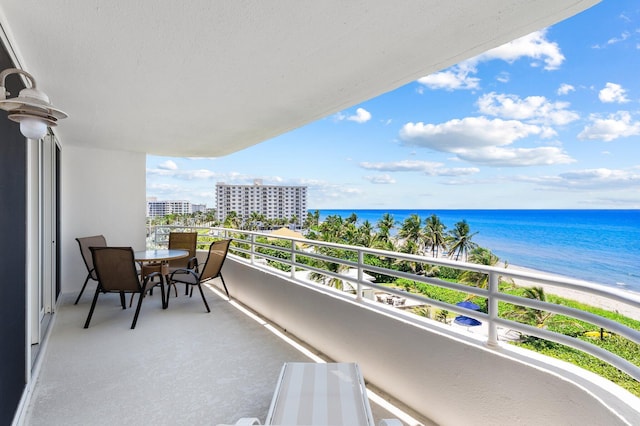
147, 210, 321, 230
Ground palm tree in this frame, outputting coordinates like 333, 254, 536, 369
223, 211, 241, 229
398, 214, 424, 256
508, 287, 555, 328
308, 249, 350, 290
447, 220, 478, 261
356, 220, 376, 247
376, 213, 396, 242
246, 211, 263, 231
289, 214, 299, 229
345, 212, 358, 224
459, 247, 499, 288
303, 211, 319, 230
316, 215, 345, 243
424, 214, 447, 257
397, 239, 425, 275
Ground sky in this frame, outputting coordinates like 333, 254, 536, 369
147, 0, 640, 210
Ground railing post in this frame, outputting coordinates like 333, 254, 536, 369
291, 240, 296, 279
250, 234, 255, 265
152, 226, 157, 248
356, 250, 364, 301
487, 271, 499, 348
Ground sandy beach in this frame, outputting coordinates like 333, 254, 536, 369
504, 263, 640, 321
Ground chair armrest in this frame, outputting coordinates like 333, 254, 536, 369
169, 268, 199, 281
141, 271, 163, 291
187, 256, 199, 271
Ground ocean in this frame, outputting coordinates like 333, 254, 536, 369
315, 209, 640, 293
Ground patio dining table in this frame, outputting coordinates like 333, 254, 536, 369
134, 249, 189, 308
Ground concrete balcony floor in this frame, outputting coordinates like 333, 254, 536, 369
24, 283, 424, 426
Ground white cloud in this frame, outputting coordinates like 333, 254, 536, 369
522, 167, 640, 190
146, 167, 252, 182
398, 116, 576, 167
598, 82, 629, 103
147, 182, 181, 191
457, 146, 575, 167
360, 160, 479, 176
478, 29, 565, 70
496, 72, 510, 83
363, 174, 396, 184
593, 31, 631, 48
477, 92, 579, 125
417, 29, 564, 92
337, 107, 372, 123
417, 64, 480, 91
400, 117, 542, 151
578, 111, 640, 142
557, 83, 575, 95
607, 31, 631, 45
158, 160, 178, 170
431, 167, 481, 176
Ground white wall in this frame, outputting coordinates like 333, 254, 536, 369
220, 258, 639, 426
61, 145, 146, 295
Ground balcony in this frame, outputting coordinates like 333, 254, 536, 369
23, 228, 640, 425
24, 284, 409, 425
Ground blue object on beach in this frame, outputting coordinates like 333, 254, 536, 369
456, 301, 480, 311
454, 315, 482, 326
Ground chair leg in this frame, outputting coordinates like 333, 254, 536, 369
131, 282, 150, 329
197, 283, 210, 313
167, 282, 178, 298
165, 280, 172, 308
219, 273, 230, 300
83, 286, 102, 328
120, 292, 126, 309
160, 276, 167, 309
74, 273, 91, 305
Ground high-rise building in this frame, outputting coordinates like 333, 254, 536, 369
146, 199, 193, 217
216, 180, 307, 227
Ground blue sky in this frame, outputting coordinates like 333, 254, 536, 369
147, 0, 640, 210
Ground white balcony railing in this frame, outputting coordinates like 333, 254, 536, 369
147, 225, 640, 383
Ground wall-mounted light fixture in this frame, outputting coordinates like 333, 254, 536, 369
0, 68, 67, 140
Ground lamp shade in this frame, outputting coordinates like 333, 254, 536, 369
0, 68, 67, 139
19, 117, 48, 139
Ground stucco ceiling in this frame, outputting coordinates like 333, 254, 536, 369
0, 1, 598, 157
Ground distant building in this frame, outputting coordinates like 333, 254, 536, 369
215, 180, 307, 227
191, 204, 207, 213
147, 199, 193, 217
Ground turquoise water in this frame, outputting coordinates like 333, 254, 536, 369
315, 209, 640, 292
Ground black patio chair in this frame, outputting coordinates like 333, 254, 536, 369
167, 231, 199, 296
74, 235, 107, 304
167, 239, 231, 312
84, 247, 165, 329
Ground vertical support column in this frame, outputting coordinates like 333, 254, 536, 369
290, 240, 296, 279
250, 234, 255, 265
356, 250, 364, 301
487, 271, 499, 347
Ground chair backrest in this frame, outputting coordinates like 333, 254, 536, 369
76, 235, 107, 280
168, 232, 198, 268
200, 239, 231, 281
90, 247, 141, 292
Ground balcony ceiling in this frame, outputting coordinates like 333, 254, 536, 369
0, 1, 598, 157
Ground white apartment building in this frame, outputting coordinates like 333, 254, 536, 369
216, 180, 307, 226
191, 204, 207, 213
147, 199, 193, 217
